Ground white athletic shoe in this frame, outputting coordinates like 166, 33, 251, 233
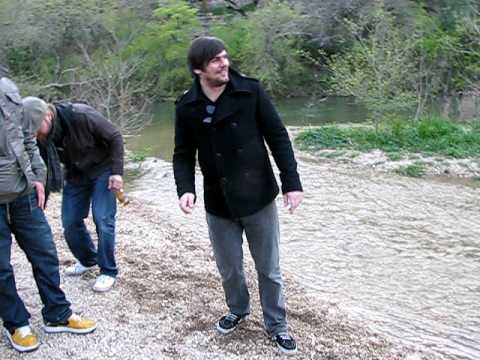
92, 275, 116, 292
65, 262, 96, 276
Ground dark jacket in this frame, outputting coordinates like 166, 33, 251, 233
173, 69, 302, 218
52, 103, 124, 182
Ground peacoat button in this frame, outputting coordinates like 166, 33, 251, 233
220, 177, 227, 185
231, 122, 238, 128
237, 147, 243, 153
216, 152, 222, 157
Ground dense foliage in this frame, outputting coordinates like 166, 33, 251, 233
1, 0, 479, 130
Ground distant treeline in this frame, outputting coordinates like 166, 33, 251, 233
1, 0, 479, 128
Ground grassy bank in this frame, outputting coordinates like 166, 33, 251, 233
295, 116, 480, 159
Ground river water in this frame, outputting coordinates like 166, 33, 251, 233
127, 98, 480, 359
127, 97, 368, 161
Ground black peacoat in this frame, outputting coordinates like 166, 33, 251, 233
173, 69, 302, 218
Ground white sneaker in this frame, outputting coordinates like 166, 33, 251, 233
65, 262, 96, 276
92, 275, 115, 292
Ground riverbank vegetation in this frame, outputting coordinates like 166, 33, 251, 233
294, 115, 480, 177
1, 0, 479, 133
295, 116, 480, 158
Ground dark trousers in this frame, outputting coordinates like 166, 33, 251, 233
62, 170, 118, 277
206, 201, 288, 336
0, 192, 72, 331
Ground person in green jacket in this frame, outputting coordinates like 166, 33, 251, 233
0, 72, 96, 353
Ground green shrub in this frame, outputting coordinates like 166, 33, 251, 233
129, 147, 152, 162
125, 0, 201, 96
395, 163, 426, 178
296, 116, 480, 159
212, 0, 310, 96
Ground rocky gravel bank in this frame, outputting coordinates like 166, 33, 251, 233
1, 191, 426, 359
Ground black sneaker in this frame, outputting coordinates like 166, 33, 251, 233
273, 333, 298, 355
216, 313, 248, 334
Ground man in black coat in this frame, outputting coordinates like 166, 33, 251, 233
173, 36, 303, 355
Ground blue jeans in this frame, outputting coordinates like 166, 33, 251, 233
206, 201, 288, 336
62, 170, 117, 277
0, 192, 72, 331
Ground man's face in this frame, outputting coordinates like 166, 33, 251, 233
35, 110, 53, 140
195, 50, 230, 87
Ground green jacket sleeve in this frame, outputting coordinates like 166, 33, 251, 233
21, 107, 47, 184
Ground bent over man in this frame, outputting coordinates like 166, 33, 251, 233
173, 36, 304, 355
23, 97, 124, 293
0, 73, 96, 353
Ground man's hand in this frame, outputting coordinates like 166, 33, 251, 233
33, 181, 45, 209
108, 175, 123, 193
283, 191, 304, 214
179, 192, 195, 214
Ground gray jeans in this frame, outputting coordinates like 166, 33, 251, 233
206, 201, 287, 336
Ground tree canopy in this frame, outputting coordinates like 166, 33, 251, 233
1, 0, 478, 129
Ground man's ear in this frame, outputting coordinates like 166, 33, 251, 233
47, 109, 55, 122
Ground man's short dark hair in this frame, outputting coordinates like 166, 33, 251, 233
187, 36, 226, 76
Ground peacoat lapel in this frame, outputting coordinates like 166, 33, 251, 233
181, 68, 254, 127
210, 92, 236, 126
210, 69, 253, 126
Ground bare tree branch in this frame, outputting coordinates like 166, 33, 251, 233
61, 45, 153, 134
39, 80, 101, 89
223, 0, 247, 16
